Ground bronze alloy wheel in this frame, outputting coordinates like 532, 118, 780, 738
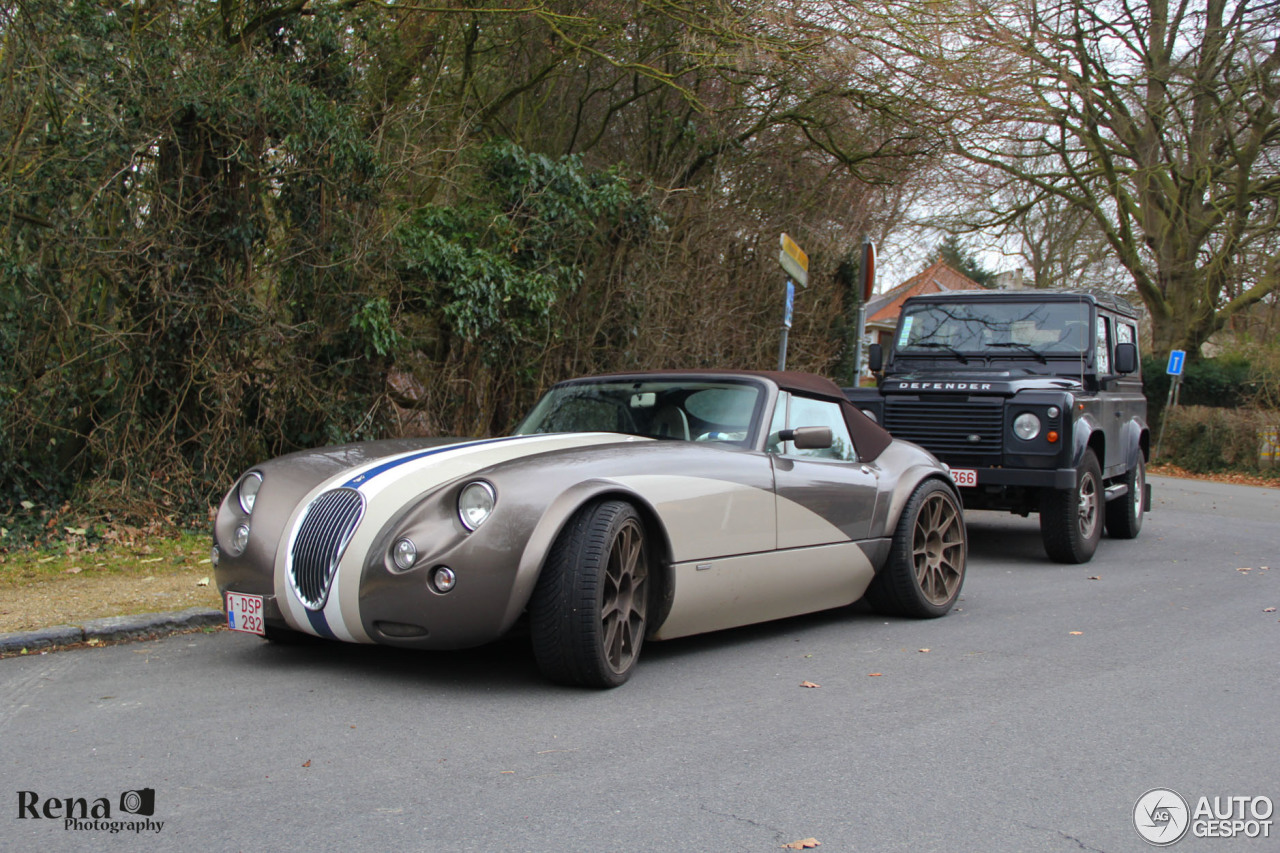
529, 499, 653, 687
865, 478, 967, 618
912, 491, 965, 606
601, 516, 649, 675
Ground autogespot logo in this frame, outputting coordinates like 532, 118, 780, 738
1134, 788, 1190, 846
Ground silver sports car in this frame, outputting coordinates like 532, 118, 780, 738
213, 370, 966, 687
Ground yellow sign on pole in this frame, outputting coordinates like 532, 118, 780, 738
779, 233, 809, 287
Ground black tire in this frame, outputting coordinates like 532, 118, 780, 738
1040, 448, 1103, 563
1105, 455, 1145, 539
529, 500, 651, 688
865, 479, 967, 618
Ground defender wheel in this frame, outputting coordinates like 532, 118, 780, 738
865, 479, 966, 618
1105, 456, 1145, 539
529, 500, 651, 688
1040, 449, 1103, 563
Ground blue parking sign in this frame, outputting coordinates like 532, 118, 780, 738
1166, 350, 1186, 376
783, 280, 795, 329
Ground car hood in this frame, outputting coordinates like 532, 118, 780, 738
880, 370, 1083, 396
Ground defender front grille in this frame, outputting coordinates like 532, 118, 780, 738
883, 397, 1004, 464
289, 488, 365, 610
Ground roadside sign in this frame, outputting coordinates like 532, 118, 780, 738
783, 280, 795, 329
779, 233, 809, 287
1166, 350, 1186, 376
860, 240, 876, 302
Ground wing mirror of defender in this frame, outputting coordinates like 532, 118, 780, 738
1114, 342, 1137, 374
867, 343, 883, 373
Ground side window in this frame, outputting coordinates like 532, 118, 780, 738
1117, 321, 1137, 353
783, 396, 857, 462
1095, 316, 1112, 374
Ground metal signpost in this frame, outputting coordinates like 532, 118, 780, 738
1154, 349, 1186, 460
852, 238, 875, 381
777, 234, 808, 371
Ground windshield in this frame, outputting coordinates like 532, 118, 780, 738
515, 379, 764, 446
896, 301, 1091, 356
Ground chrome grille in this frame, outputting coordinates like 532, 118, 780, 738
883, 397, 1005, 464
289, 488, 365, 611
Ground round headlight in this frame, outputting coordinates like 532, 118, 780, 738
232, 524, 250, 553
458, 481, 496, 531
1013, 412, 1042, 441
238, 472, 263, 514
392, 538, 417, 571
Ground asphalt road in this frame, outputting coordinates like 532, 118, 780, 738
3, 475, 1277, 852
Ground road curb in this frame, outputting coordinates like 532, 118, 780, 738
0, 607, 224, 655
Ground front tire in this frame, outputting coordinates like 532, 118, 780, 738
529, 500, 651, 688
865, 479, 967, 618
1040, 449, 1103, 563
1105, 455, 1145, 539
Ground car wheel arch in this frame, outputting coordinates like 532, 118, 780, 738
501, 481, 674, 635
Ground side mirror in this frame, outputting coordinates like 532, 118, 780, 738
780, 426, 834, 450
1114, 342, 1137, 374
867, 343, 883, 373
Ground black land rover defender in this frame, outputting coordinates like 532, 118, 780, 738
845, 290, 1151, 564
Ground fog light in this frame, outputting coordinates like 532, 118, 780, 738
432, 566, 456, 593
232, 524, 250, 553
392, 538, 417, 571
1047, 406, 1061, 418
1013, 412, 1042, 441
211, 545, 221, 567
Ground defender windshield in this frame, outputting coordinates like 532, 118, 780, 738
896, 301, 1091, 356
515, 379, 764, 446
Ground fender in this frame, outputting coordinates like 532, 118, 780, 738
503, 479, 674, 636
1071, 412, 1105, 468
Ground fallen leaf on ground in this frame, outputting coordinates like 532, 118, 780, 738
868, 672, 882, 677
1088, 575, 1101, 580
1264, 607, 1276, 613
1069, 631, 1083, 635
800, 680, 821, 689
197, 577, 209, 587
918, 648, 930, 653
781, 838, 821, 849
65, 567, 81, 574
302, 760, 311, 768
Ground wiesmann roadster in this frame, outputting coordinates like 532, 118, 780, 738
214, 370, 966, 687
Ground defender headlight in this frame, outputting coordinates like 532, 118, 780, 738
458, 481, 496, 531
238, 472, 263, 514
1013, 412, 1042, 441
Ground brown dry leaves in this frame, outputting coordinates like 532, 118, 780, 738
781, 839, 820, 849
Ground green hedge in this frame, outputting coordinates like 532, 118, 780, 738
1157, 406, 1279, 474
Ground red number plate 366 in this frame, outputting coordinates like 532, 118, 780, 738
950, 468, 978, 488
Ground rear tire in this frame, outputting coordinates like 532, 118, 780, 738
865, 479, 966, 618
1040, 449, 1103, 563
1105, 455, 1145, 539
529, 500, 651, 688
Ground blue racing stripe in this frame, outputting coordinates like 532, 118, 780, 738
305, 606, 336, 639
339, 435, 528, 489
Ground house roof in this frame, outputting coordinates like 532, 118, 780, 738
865, 260, 985, 328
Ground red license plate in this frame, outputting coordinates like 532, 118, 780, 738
950, 468, 978, 488
226, 592, 265, 635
